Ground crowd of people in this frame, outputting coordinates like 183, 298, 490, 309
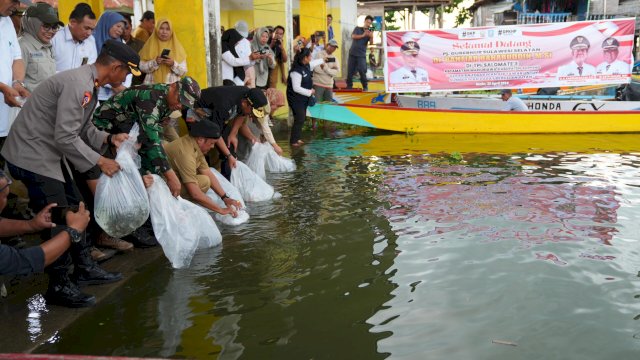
0, 0, 356, 310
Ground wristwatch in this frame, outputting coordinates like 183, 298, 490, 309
220, 193, 229, 200
12, 79, 25, 88
61, 226, 83, 243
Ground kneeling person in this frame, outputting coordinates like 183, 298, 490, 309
165, 119, 242, 216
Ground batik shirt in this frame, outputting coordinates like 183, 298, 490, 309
92, 84, 172, 174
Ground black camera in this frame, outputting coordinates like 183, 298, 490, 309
51, 205, 79, 225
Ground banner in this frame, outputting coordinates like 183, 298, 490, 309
383, 19, 636, 93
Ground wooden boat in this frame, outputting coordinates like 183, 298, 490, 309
308, 91, 640, 133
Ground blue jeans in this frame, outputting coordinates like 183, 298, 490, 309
346, 55, 368, 90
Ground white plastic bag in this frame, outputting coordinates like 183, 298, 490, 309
245, 142, 270, 179
230, 161, 281, 202
94, 124, 150, 238
205, 168, 249, 225
265, 145, 296, 173
147, 175, 222, 269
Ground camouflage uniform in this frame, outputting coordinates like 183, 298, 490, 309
92, 76, 201, 175
92, 84, 172, 175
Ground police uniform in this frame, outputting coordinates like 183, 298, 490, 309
390, 39, 430, 86
557, 36, 596, 78
0, 40, 141, 308
92, 76, 201, 175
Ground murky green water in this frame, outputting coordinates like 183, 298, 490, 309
37, 133, 640, 359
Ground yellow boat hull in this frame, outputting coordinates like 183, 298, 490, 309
309, 99, 640, 134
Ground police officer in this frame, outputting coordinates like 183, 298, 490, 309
389, 35, 429, 87
1, 39, 137, 308
557, 35, 596, 78
596, 37, 630, 75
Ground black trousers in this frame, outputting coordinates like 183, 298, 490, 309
290, 105, 307, 145
346, 55, 368, 90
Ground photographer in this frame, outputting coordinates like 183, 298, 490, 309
309, 31, 325, 59
0, 171, 91, 276
268, 25, 288, 88
313, 39, 340, 102
346, 15, 374, 91
251, 27, 276, 90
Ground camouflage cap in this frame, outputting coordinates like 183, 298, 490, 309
176, 77, 201, 110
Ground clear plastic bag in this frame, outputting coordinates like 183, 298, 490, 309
205, 167, 250, 225
147, 175, 222, 269
265, 145, 296, 173
230, 161, 281, 202
94, 124, 150, 238
245, 142, 270, 179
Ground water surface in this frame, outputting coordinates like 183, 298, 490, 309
37, 133, 640, 359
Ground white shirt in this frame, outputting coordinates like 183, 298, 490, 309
556, 61, 596, 78
51, 26, 98, 72
596, 60, 630, 75
221, 39, 253, 85
290, 59, 324, 96
0, 17, 22, 136
390, 66, 430, 85
502, 96, 529, 111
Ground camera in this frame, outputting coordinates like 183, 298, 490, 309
51, 205, 79, 225
259, 47, 269, 55
316, 30, 325, 37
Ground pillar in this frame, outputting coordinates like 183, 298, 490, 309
154, 0, 210, 87
299, 0, 326, 40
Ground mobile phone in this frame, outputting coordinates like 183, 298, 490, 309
51, 205, 79, 225
326, 57, 336, 63
81, 57, 88, 65
259, 47, 269, 55
161, 49, 171, 58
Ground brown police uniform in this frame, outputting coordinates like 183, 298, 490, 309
164, 135, 211, 198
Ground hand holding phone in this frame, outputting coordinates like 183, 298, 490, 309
161, 49, 171, 58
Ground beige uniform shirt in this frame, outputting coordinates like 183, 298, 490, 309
19, 33, 56, 93
165, 135, 210, 193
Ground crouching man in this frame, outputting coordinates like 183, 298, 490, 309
165, 119, 242, 216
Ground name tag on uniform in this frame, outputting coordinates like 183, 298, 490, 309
30, 51, 44, 59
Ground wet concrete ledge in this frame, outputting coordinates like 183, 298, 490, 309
0, 245, 165, 354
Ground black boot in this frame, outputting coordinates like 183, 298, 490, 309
124, 219, 158, 248
72, 238, 123, 286
44, 254, 96, 308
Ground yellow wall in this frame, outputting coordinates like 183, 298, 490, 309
220, 10, 254, 30
154, 1, 208, 87
299, 0, 326, 39
253, 0, 286, 29
58, 0, 105, 21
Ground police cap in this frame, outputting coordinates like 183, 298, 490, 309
101, 39, 142, 76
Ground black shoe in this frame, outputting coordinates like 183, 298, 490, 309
44, 281, 96, 308
74, 265, 123, 286
124, 226, 158, 248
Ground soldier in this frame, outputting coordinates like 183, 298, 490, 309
389, 32, 429, 87
92, 76, 201, 198
557, 35, 596, 78
596, 37, 630, 75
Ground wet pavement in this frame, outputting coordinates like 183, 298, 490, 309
0, 244, 164, 354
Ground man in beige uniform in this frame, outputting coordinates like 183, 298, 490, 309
1, 40, 138, 308
165, 119, 241, 217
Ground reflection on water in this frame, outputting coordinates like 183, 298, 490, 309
37, 133, 640, 359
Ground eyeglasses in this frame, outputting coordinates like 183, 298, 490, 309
0, 171, 12, 193
42, 24, 60, 33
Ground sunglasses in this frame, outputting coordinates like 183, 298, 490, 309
42, 24, 60, 33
